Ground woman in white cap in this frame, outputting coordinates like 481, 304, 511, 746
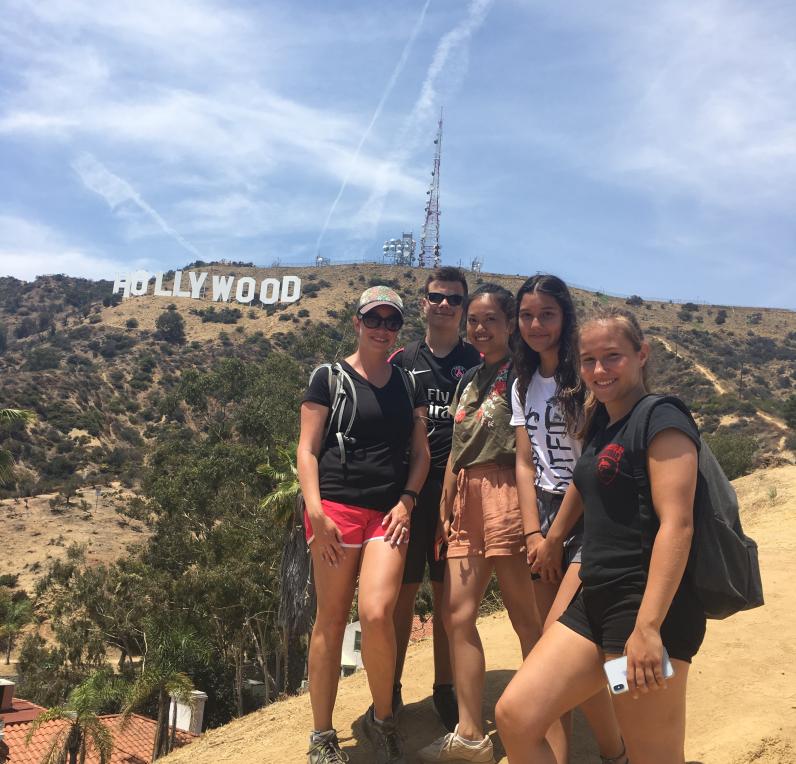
298, 285, 430, 764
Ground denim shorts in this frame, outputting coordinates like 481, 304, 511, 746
534, 489, 583, 574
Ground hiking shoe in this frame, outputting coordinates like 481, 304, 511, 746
418, 725, 495, 763
363, 706, 406, 763
432, 683, 458, 732
307, 729, 349, 763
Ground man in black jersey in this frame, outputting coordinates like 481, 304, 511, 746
389, 267, 481, 731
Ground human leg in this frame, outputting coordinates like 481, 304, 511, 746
357, 537, 408, 722
495, 622, 607, 764
307, 540, 361, 732
493, 554, 543, 658
610, 657, 690, 764
442, 556, 494, 740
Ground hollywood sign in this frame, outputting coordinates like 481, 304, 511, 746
112, 271, 302, 304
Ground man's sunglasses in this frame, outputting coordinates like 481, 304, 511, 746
359, 312, 403, 331
426, 292, 464, 307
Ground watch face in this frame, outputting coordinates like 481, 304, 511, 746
451, 365, 466, 380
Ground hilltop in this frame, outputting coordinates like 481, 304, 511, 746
161, 464, 796, 764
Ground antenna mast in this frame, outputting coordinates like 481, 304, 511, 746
419, 111, 443, 269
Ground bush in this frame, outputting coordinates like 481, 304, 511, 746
704, 431, 758, 480
156, 310, 185, 344
715, 309, 727, 325
626, 295, 644, 307
677, 309, 693, 322
25, 346, 61, 371
784, 394, 796, 430
126, 318, 139, 329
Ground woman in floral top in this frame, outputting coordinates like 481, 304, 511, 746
419, 284, 541, 764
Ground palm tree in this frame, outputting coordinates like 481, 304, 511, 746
0, 409, 35, 485
123, 621, 208, 761
257, 445, 315, 694
25, 670, 120, 764
0, 593, 33, 664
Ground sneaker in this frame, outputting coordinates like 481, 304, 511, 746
432, 683, 458, 732
417, 725, 495, 763
363, 707, 406, 763
307, 730, 349, 763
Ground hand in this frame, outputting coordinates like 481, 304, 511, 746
382, 500, 412, 547
624, 624, 668, 699
532, 537, 563, 583
525, 532, 544, 568
313, 513, 346, 567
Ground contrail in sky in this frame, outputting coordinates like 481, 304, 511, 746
72, 152, 203, 259
355, 0, 494, 236
315, 0, 432, 253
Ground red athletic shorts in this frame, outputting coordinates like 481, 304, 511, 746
304, 499, 387, 547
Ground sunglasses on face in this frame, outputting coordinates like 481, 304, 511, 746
359, 312, 403, 331
426, 292, 465, 307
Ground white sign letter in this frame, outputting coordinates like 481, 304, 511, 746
235, 277, 256, 304
189, 271, 208, 299
259, 278, 280, 305
212, 275, 235, 302
112, 275, 130, 298
281, 276, 302, 303
129, 271, 150, 297
153, 273, 171, 297
172, 271, 192, 298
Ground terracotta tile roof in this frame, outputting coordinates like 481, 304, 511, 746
0, 698, 47, 725
409, 615, 434, 643
3, 713, 196, 764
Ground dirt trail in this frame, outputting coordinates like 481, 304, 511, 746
164, 466, 796, 764
655, 336, 727, 395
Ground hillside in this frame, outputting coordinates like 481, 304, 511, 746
1, 264, 794, 502
161, 464, 796, 764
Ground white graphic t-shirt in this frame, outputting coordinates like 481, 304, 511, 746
510, 372, 581, 493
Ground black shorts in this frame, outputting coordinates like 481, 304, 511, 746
403, 476, 445, 585
559, 577, 706, 663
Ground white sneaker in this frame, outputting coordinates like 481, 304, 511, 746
417, 725, 496, 763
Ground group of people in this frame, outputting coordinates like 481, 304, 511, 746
296, 268, 705, 764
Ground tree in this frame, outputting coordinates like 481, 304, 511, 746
124, 620, 208, 760
25, 670, 120, 764
0, 590, 33, 664
0, 409, 36, 485
705, 431, 758, 480
155, 311, 185, 344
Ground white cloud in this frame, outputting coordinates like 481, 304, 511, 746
0, 214, 136, 280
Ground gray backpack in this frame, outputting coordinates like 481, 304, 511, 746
627, 394, 764, 620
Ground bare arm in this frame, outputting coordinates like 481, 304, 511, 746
296, 401, 346, 566
438, 452, 458, 542
382, 406, 431, 545
534, 482, 585, 583
625, 427, 697, 697
515, 425, 543, 566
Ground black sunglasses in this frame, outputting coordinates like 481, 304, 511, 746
359, 312, 403, 331
426, 292, 464, 307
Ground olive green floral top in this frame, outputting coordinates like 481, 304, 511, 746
448, 357, 515, 473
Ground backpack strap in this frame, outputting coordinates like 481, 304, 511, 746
626, 394, 698, 569
403, 339, 424, 372
309, 363, 358, 465
396, 365, 417, 405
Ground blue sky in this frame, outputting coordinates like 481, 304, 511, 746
1, 0, 794, 308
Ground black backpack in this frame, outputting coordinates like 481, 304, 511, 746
308, 362, 416, 465
627, 394, 764, 620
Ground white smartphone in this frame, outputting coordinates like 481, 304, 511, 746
604, 649, 674, 695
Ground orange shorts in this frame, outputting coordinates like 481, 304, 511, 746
446, 463, 525, 559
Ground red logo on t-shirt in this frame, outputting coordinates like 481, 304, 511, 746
597, 443, 624, 485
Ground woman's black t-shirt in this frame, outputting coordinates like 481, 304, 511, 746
303, 361, 428, 512
574, 399, 700, 590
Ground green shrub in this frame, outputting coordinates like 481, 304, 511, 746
126, 318, 139, 329
704, 431, 758, 480
25, 346, 61, 371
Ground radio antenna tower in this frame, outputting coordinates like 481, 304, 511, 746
419, 111, 443, 269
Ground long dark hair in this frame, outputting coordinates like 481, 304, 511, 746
577, 306, 649, 441
512, 274, 583, 434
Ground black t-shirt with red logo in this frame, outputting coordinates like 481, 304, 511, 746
573, 400, 700, 590
391, 339, 481, 479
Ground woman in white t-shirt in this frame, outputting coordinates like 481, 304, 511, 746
505, 275, 627, 764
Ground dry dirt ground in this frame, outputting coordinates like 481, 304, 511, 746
0, 483, 148, 595
164, 465, 796, 764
